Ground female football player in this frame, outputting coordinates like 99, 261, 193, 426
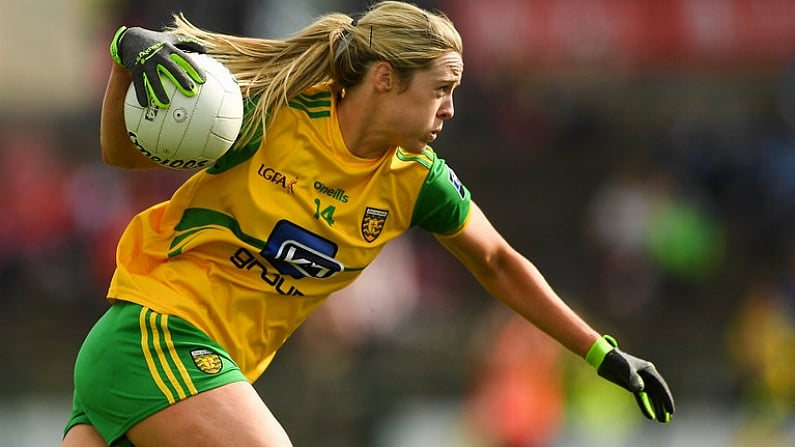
63, 2, 673, 446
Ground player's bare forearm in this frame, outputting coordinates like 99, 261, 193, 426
477, 245, 599, 356
436, 202, 600, 357
100, 64, 161, 169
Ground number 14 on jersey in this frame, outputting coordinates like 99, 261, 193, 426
313, 198, 336, 226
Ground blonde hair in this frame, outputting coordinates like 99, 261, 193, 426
168, 1, 463, 148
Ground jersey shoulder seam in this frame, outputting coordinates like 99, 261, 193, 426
395, 147, 435, 170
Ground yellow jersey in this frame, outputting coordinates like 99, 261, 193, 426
108, 84, 472, 381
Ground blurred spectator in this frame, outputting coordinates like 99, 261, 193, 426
727, 268, 795, 445
62, 161, 135, 288
0, 124, 75, 307
644, 179, 725, 282
586, 156, 661, 319
464, 307, 564, 447
0, 125, 71, 263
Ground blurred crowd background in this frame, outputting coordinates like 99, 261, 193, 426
2, 0, 795, 446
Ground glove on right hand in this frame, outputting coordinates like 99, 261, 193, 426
110, 26, 207, 108
586, 335, 675, 423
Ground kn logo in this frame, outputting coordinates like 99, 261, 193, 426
261, 220, 344, 279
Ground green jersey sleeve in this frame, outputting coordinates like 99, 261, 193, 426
411, 155, 471, 235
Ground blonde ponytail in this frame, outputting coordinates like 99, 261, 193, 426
168, 1, 462, 149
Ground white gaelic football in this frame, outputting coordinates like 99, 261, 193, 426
124, 53, 244, 170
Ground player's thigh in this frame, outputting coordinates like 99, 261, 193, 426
62, 424, 108, 447
126, 380, 292, 447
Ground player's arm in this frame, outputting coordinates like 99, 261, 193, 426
100, 63, 161, 169
436, 201, 599, 355
435, 201, 674, 422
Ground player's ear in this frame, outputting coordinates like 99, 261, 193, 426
371, 61, 395, 92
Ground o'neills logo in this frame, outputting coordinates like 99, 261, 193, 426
258, 165, 297, 194
361, 207, 388, 243
314, 181, 349, 203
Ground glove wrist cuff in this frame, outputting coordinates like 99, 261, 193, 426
585, 335, 618, 369
110, 26, 128, 66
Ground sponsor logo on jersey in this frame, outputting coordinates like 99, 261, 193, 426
313, 181, 349, 203
262, 220, 344, 279
230, 247, 304, 295
257, 164, 298, 194
361, 207, 388, 243
447, 167, 466, 199
190, 348, 223, 374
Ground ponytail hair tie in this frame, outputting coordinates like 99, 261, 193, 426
335, 21, 355, 62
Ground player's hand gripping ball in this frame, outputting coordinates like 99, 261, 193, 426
111, 25, 207, 108
123, 53, 244, 170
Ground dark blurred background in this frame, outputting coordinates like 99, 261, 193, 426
1, 0, 794, 446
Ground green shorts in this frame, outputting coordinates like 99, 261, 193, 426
64, 301, 248, 446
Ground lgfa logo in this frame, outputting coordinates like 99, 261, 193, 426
257, 164, 298, 193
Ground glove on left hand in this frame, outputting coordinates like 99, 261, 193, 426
586, 335, 675, 423
110, 25, 206, 108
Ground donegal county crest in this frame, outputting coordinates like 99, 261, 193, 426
190, 348, 223, 374
361, 207, 389, 243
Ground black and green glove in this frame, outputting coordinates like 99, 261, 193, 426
110, 25, 207, 108
586, 335, 675, 423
